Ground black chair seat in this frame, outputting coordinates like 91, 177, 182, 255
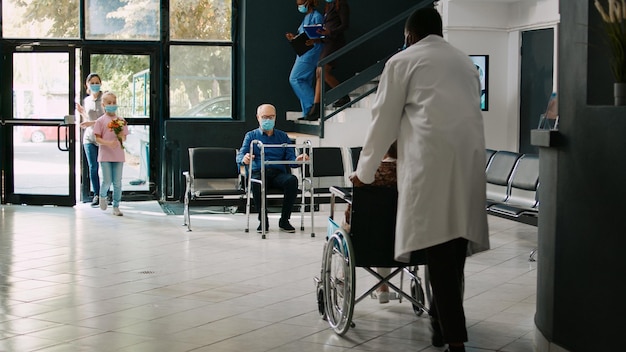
489, 203, 537, 217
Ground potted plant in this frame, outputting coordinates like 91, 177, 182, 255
594, 0, 626, 105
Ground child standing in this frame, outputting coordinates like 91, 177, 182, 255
93, 91, 128, 216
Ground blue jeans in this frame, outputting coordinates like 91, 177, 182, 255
99, 162, 123, 207
84, 143, 100, 195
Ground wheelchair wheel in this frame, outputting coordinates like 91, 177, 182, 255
316, 284, 327, 320
322, 230, 355, 336
411, 267, 427, 317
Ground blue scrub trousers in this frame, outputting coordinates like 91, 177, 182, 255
290, 54, 319, 116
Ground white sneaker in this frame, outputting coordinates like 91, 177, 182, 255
113, 207, 123, 216
378, 291, 390, 304
99, 196, 107, 211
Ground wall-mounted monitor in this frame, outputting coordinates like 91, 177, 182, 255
470, 55, 489, 111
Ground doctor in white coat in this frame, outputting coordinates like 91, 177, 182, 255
350, 7, 489, 352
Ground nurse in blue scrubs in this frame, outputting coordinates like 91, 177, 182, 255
286, 0, 324, 117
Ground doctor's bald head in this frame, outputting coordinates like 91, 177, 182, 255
404, 7, 443, 45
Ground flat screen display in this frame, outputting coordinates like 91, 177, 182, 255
470, 55, 489, 111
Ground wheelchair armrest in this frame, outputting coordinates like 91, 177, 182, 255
329, 186, 353, 202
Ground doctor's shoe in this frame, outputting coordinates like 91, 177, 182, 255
256, 223, 269, 233
444, 346, 465, 352
279, 220, 296, 233
90, 195, 99, 208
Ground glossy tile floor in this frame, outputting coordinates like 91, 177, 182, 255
0, 202, 538, 352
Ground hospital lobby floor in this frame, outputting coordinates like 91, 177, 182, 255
0, 201, 537, 352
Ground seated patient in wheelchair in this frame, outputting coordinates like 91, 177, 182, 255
343, 141, 397, 303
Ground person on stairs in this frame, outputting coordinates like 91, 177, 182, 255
300, 0, 350, 121
286, 0, 324, 118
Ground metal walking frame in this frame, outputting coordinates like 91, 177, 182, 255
244, 139, 315, 239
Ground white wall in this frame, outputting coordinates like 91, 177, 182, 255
441, 0, 559, 151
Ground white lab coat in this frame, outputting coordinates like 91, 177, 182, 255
356, 35, 490, 262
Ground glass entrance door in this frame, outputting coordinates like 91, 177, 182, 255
3, 49, 77, 206
78, 50, 155, 202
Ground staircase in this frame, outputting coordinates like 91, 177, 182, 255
286, 83, 377, 148
286, 0, 435, 148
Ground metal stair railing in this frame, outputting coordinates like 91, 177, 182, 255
318, 0, 435, 138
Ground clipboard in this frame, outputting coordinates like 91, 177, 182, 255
290, 32, 312, 56
303, 24, 324, 39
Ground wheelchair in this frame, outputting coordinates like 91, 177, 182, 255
314, 186, 431, 335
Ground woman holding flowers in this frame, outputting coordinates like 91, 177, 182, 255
93, 91, 128, 216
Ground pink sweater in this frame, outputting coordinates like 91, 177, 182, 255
93, 114, 129, 162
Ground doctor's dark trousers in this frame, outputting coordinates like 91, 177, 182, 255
425, 237, 469, 343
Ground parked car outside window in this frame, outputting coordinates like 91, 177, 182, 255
173, 95, 231, 118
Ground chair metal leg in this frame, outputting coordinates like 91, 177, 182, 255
529, 248, 537, 262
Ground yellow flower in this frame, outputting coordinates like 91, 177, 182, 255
107, 118, 126, 149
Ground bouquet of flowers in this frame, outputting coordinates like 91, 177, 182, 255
107, 118, 126, 149
594, 0, 626, 82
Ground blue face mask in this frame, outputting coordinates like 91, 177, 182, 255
104, 105, 118, 114
298, 4, 307, 13
90, 84, 101, 93
325, 0, 333, 3
260, 119, 275, 131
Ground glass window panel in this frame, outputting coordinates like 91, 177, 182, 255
170, 46, 232, 118
88, 54, 150, 119
85, 0, 159, 40
3, 0, 79, 39
13, 53, 69, 119
13, 127, 71, 195
123, 125, 150, 191
170, 0, 232, 41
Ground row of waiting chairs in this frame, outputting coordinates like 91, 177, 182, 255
485, 149, 539, 226
183, 146, 539, 232
183, 146, 354, 232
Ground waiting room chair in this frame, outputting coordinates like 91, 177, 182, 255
488, 154, 539, 226
183, 147, 246, 231
349, 146, 362, 172
304, 147, 347, 204
485, 151, 523, 206
486, 148, 497, 168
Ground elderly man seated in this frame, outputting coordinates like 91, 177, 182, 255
236, 103, 308, 233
